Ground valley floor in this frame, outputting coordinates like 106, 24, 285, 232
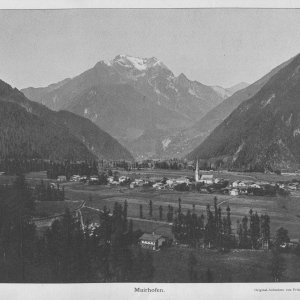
2, 170, 300, 283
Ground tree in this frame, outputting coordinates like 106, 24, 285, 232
99, 172, 108, 185
260, 213, 270, 248
159, 205, 163, 220
222, 204, 233, 249
249, 210, 260, 249
149, 200, 153, 217
240, 216, 250, 248
178, 198, 182, 216
225, 205, 231, 235
204, 205, 215, 248
237, 219, 242, 248
167, 205, 174, 222
274, 227, 290, 249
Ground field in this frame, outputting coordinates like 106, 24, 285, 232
61, 180, 300, 239
152, 247, 300, 282
2, 170, 300, 239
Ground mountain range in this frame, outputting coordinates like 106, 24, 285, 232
0, 79, 133, 161
22, 55, 246, 159
187, 53, 300, 171
161, 57, 292, 158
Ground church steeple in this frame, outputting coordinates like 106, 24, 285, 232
195, 159, 199, 182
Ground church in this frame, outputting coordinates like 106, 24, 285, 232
195, 159, 214, 184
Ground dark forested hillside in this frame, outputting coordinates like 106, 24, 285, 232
53, 111, 133, 160
0, 79, 133, 161
166, 56, 294, 158
0, 98, 95, 161
187, 53, 300, 171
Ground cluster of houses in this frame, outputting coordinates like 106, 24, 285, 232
60, 171, 296, 196
54, 158, 300, 196
107, 175, 130, 185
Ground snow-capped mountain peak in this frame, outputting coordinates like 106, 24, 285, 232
111, 54, 169, 72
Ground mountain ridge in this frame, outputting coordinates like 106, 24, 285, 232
186, 53, 300, 171
0, 79, 133, 161
21, 54, 234, 159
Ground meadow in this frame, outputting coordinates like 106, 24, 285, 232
152, 247, 300, 282
2, 170, 300, 239
62, 181, 300, 239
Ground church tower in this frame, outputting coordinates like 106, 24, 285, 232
195, 159, 199, 182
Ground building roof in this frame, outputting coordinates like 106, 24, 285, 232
200, 175, 213, 180
139, 233, 163, 242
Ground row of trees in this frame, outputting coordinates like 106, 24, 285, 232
46, 160, 98, 180
236, 210, 270, 249
0, 158, 51, 175
0, 158, 100, 180
168, 197, 271, 250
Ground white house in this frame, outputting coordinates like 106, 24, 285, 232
70, 175, 80, 182
250, 183, 261, 189
119, 176, 129, 183
139, 233, 165, 251
175, 177, 191, 184
230, 189, 239, 196
107, 176, 114, 183
199, 175, 214, 185
166, 179, 176, 186
232, 181, 240, 188
89, 175, 99, 182
57, 175, 67, 182
130, 182, 136, 189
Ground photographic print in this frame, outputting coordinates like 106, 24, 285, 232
1, 2, 300, 296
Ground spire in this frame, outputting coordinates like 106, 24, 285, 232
195, 158, 199, 182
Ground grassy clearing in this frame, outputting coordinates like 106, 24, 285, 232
152, 247, 300, 282
34, 200, 82, 217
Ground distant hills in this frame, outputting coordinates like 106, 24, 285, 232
0, 79, 133, 161
187, 53, 300, 171
22, 54, 244, 159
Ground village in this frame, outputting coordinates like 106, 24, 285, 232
54, 159, 298, 198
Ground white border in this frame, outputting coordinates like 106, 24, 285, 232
0, 0, 299, 9
1, 1, 300, 300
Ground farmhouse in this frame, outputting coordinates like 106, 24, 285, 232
199, 174, 214, 185
139, 233, 165, 251
70, 175, 80, 182
166, 179, 176, 187
89, 175, 99, 182
119, 175, 129, 183
175, 177, 191, 184
230, 189, 239, 196
232, 181, 240, 188
57, 175, 67, 182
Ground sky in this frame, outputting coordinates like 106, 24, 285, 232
1, 9, 300, 89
